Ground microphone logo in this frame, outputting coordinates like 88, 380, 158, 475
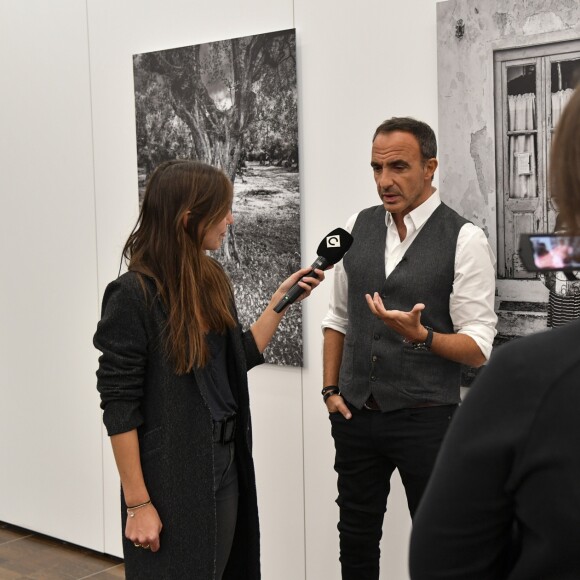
327, 235, 341, 248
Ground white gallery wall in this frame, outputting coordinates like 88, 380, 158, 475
0, 0, 443, 578
0, 0, 104, 550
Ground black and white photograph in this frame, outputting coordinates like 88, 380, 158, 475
436, 0, 580, 363
133, 28, 302, 366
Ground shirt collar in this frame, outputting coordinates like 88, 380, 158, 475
385, 189, 441, 230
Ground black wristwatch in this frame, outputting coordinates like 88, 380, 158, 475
412, 326, 433, 351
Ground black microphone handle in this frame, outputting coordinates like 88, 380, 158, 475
273, 256, 329, 313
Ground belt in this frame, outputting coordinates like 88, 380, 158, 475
363, 394, 381, 411
213, 415, 237, 444
363, 397, 453, 411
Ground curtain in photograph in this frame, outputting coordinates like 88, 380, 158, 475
551, 88, 574, 128
508, 93, 537, 198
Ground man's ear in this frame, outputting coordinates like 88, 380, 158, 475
424, 158, 438, 181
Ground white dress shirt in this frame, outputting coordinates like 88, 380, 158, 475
321, 192, 498, 360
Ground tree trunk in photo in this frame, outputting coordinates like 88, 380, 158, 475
136, 32, 295, 265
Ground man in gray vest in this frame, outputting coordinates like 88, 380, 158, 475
321, 117, 497, 580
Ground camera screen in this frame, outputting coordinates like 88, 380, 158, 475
529, 235, 580, 270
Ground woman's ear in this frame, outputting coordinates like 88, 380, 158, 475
181, 210, 191, 230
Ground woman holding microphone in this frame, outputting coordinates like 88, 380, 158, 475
94, 160, 323, 579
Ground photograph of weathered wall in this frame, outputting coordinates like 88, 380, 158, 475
133, 29, 302, 366
436, 0, 580, 349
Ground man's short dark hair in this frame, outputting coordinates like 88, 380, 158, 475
373, 117, 437, 161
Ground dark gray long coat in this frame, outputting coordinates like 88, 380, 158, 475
94, 271, 263, 579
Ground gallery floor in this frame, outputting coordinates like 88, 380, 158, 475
0, 521, 124, 579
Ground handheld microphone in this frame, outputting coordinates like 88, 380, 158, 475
273, 228, 354, 313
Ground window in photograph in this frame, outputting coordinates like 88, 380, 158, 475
494, 39, 580, 278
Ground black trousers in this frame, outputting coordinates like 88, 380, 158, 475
213, 440, 238, 580
329, 402, 457, 580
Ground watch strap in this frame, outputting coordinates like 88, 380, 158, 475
424, 326, 433, 350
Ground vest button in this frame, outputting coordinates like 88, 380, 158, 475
372, 355, 378, 362
374, 333, 380, 340
371, 375, 377, 381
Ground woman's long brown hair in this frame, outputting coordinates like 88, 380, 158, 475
551, 87, 580, 234
122, 160, 236, 373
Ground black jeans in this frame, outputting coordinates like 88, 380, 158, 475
329, 402, 457, 580
213, 440, 238, 580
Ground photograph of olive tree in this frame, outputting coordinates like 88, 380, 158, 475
133, 28, 302, 366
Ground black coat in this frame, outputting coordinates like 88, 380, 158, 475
94, 272, 263, 579
410, 319, 580, 579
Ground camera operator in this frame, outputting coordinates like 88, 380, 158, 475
409, 87, 580, 580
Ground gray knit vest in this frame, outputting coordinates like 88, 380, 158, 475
339, 203, 468, 411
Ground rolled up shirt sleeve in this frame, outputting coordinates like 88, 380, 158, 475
321, 258, 349, 335
451, 224, 498, 361
321, 213, 358, 336
93, 278, 148, 436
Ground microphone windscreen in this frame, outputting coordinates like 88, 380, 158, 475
316, 228, 354, 265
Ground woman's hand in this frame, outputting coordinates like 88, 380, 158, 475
250, 266, 328, 353
110, 431, 162, 552
125, 503, 163, 553
273, 266, 327, 304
